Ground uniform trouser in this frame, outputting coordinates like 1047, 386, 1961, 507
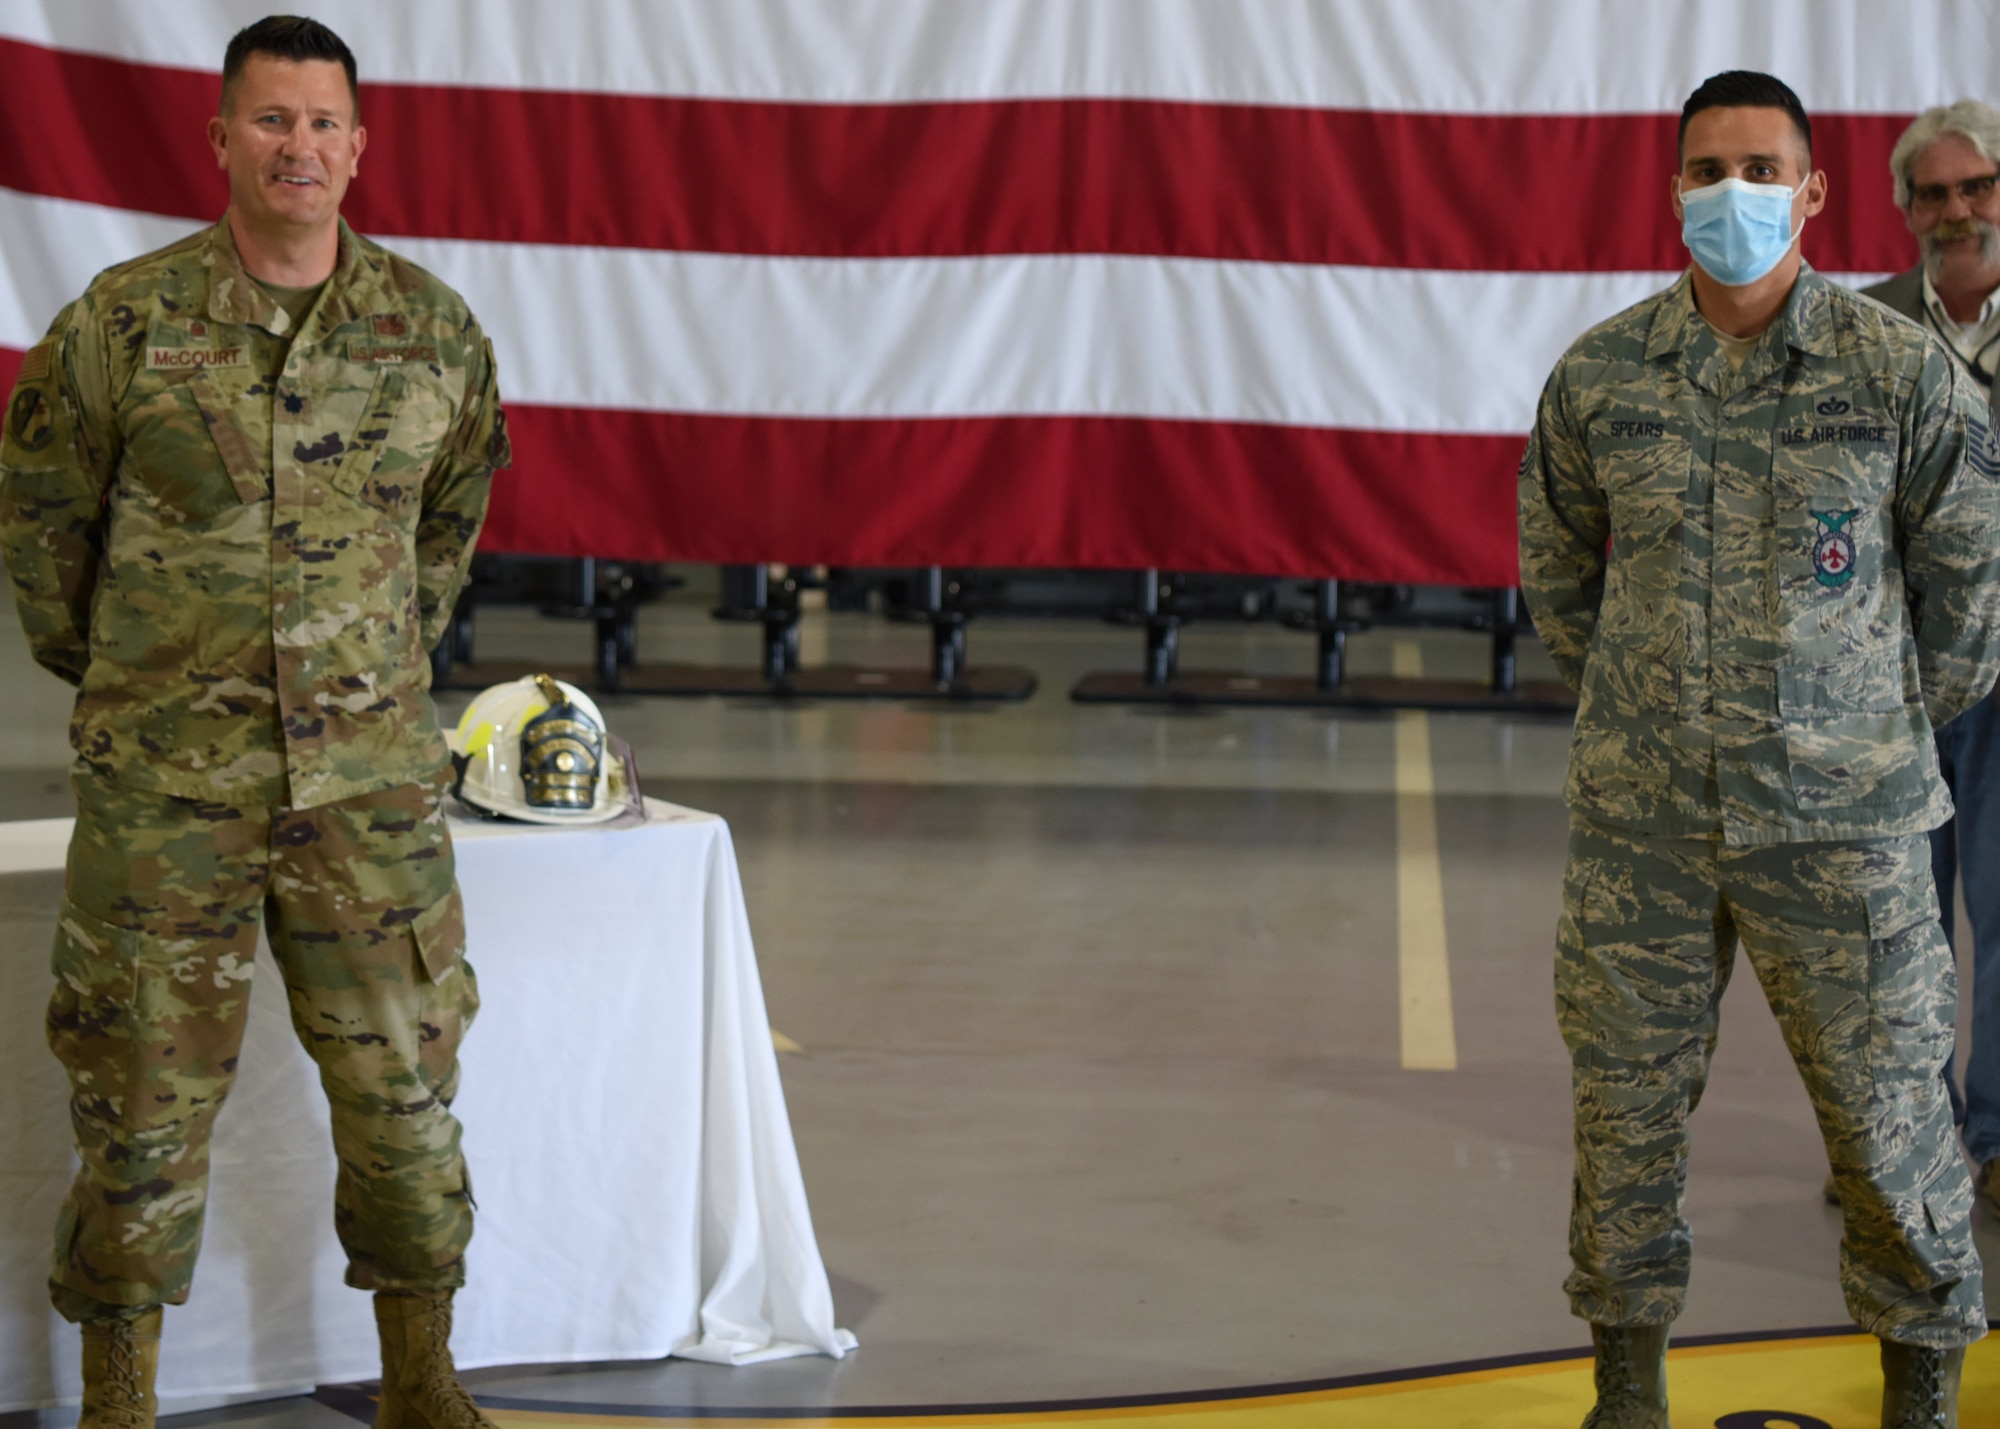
1557, 815, 1985, 1347
1930, 697, 2000, 1157
45, 772, 479, 1323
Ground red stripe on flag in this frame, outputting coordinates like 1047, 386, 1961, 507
0, 37, 1919, 274
2, 344, 1519, 583
490, 406, 1525, 584
0, 40, 228, 222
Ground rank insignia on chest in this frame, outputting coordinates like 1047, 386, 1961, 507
1810, 509, 1859, 588
372, 314, 409, 338
1973, 416, 1999, 481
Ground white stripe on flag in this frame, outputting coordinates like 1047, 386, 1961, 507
395, 240, 1662, 431
0, 188, 1897, 435
0, 187, 1661, 432
0, 190, 201, 356
0, 0, 1993, 112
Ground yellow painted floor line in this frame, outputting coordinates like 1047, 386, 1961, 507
467, 1332, 2000, 1429
1391, 641, 1455, 1072
771, 1028, 804, 1054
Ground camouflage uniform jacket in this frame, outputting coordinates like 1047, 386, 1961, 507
0, 217, 511, 809
1519, 264, 2000, 846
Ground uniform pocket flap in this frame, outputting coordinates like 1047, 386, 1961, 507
409, 885, 466, 984
1922, 1166, 1974, 1242
328, 367, 423, 501
182, 369, 275, 507
1783, 706, 1939, 818
50, 898, 139, 1001
1862, 872, 1939, 943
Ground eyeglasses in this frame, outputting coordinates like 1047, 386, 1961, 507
1911, 172, 2000, 208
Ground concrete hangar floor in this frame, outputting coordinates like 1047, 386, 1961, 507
1, 578, 1997, 1426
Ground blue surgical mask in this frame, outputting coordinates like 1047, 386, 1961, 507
1679, 177, 1806, 286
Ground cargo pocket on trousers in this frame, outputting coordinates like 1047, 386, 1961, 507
1865, 872, 1952, 1101
409, 886, 466, 986
409, 886, 477, 1091
1893, 1160, 1978, 1289
48, 899, 152, 1123
1554, 854, 1598, 1069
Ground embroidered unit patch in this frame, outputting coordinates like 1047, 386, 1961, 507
1810, 509, 1858, 589
8, 387, 53, 451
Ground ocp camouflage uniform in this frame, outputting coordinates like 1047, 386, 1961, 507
0, 217, 511, 1319
1520, 265, 2000, 1346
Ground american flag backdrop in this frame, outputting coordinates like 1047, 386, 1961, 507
0, 2, 1994, 586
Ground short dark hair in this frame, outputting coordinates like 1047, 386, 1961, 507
220, 16, 358, 116
1679, 71, 1812, 166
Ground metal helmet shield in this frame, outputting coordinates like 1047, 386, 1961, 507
519, 673, 604, 810
447, 674, 633, 824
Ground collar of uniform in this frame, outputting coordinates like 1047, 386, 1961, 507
1776, 263, 1839, 360
1645, 264, 1836, 363
204, 218, 285, 333
1644, 271, 1702, 361
307, 220, 395, 338
202, 217, 384, 340
1646, 273, 1736, 392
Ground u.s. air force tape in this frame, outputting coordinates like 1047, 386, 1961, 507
347, 340, 439, 364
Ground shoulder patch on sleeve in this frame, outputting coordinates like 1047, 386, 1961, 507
7, 385, 56, 453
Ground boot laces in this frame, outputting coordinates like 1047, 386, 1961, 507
1591, 1329, 1643, 1406
415, 1300, 491, 1428
1900, 1348, 1946, 1426
92, 1322, 151, 1428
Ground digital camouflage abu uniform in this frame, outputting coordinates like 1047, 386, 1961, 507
0, 216, 511, 1319
1519, 264, 2000, 1347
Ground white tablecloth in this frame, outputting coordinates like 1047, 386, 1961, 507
0, 801, 854, 1413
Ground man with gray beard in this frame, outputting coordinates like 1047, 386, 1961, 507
1865, 99, 2000, 1217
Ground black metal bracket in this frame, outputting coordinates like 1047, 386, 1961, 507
1071, 581, 1574, 713
885, 566, 979, 685
435, 561, 1037, 702
1279, 578, 1364, 690
1100, 569, 1184, 685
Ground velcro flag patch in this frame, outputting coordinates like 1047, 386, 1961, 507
17, 342, 52, 383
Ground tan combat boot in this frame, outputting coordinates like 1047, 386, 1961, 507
373, 1290, 498, 1429
1580, 1323, 1672, 1429
79, 1308, 162, 1429
1879, 1339, 1962, 1428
